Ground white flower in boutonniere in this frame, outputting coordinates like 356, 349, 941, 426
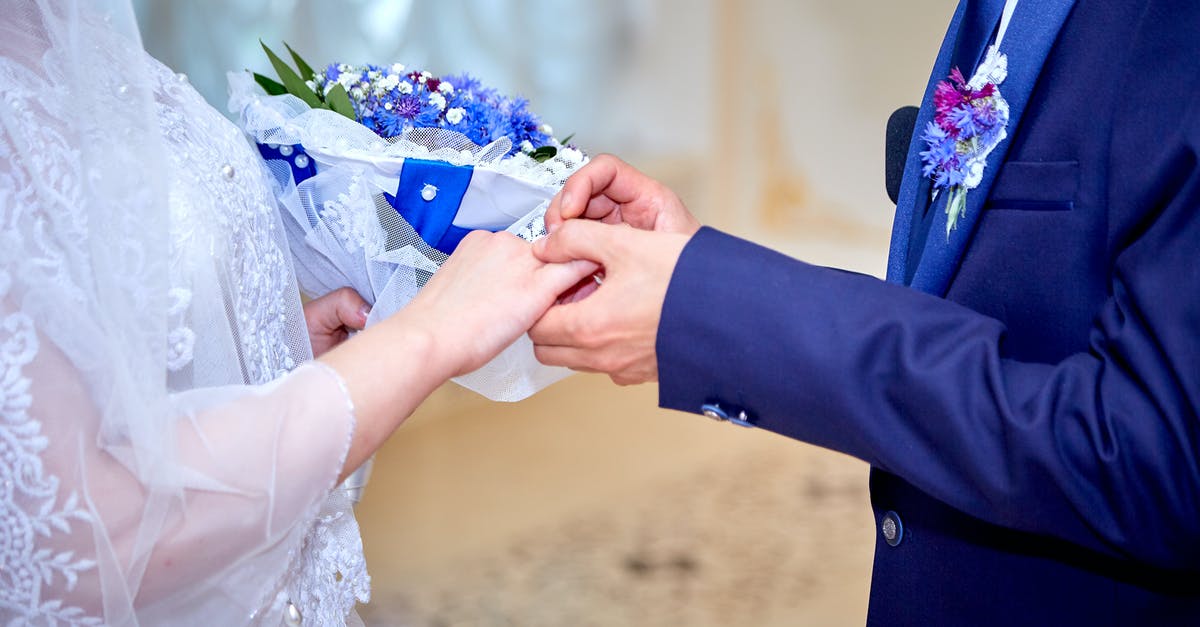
919, 45, 1010, 237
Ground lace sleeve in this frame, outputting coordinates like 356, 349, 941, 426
3, 306, 355, 624
0, 3, 368, 622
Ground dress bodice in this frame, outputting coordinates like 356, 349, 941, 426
150, 54, 309, 387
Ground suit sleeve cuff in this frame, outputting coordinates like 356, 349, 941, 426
654, 226, 880, 436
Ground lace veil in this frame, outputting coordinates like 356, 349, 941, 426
1, 0, 365, 623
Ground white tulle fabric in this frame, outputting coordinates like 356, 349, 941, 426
229, 76, 587, 401
0, 1, 367, 624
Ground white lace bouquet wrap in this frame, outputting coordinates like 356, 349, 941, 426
228, 70, 587, 401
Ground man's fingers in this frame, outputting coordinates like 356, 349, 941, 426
536, 259, 601, 301
556, 156, 622, 213
547, 154, 648, 228
528, 301, 586, 347
532, 342, 600, 372
533, 219, 626, 265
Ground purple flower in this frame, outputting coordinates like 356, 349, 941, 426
394, 94, 422, 120
921, 68, 1007, 193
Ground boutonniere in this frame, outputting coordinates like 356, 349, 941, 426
920, 46, 1010, 237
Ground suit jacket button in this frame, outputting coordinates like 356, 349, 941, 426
881, 511, 903, 547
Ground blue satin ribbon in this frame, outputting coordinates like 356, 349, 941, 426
256, 143, 318, 187
383, 158, 476, 255
256, 146, 480, 254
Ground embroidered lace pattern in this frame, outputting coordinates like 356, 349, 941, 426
0, 37, 369, 625
0, 298, 100, 625
153, 62, 297, 385
0, 45, 107, 625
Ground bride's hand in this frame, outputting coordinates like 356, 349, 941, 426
403, 230, 600, 378
320, 231, 596, 481
303, 287, 370, 357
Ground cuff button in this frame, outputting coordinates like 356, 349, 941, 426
700, 403, 728, 421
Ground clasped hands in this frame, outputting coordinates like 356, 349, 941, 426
308, 155, 695, 387
529, 155, 700, 385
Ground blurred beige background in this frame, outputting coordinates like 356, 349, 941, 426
139, 1, 955, 624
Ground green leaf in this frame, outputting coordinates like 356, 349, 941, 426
529, 145, 558, 163
559, 133, 575, 146
326, 83, 357, 121
261, 40, 323, 109
284, 42, 317, 83
252, 72, 288, 96
945, 188, 966, 238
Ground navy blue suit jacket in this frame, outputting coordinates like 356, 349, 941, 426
656, 1, 1200, 624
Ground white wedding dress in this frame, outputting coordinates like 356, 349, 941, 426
1, 1, 369, 624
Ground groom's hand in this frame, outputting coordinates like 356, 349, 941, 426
545, 154, 702, 236
530, 220, 692, 385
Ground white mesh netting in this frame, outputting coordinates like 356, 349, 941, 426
229, 73, 586, 401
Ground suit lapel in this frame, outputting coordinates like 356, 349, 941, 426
888, 0, 1078, 295
885, 2, 968, 286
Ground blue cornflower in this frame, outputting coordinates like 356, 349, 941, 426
920, 121, 949, 146
934, 162, 967, 189
503, 98, 549, 154
949, 105, 978, 138
414, 103, 442, 127
920, 122, 956, 182
376, 110, 407, 137
317, 64, 558, 153
458, 99, 504, 146
444, 73, 491, 102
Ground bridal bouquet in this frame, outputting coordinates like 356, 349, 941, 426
229, 44, 587, 401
